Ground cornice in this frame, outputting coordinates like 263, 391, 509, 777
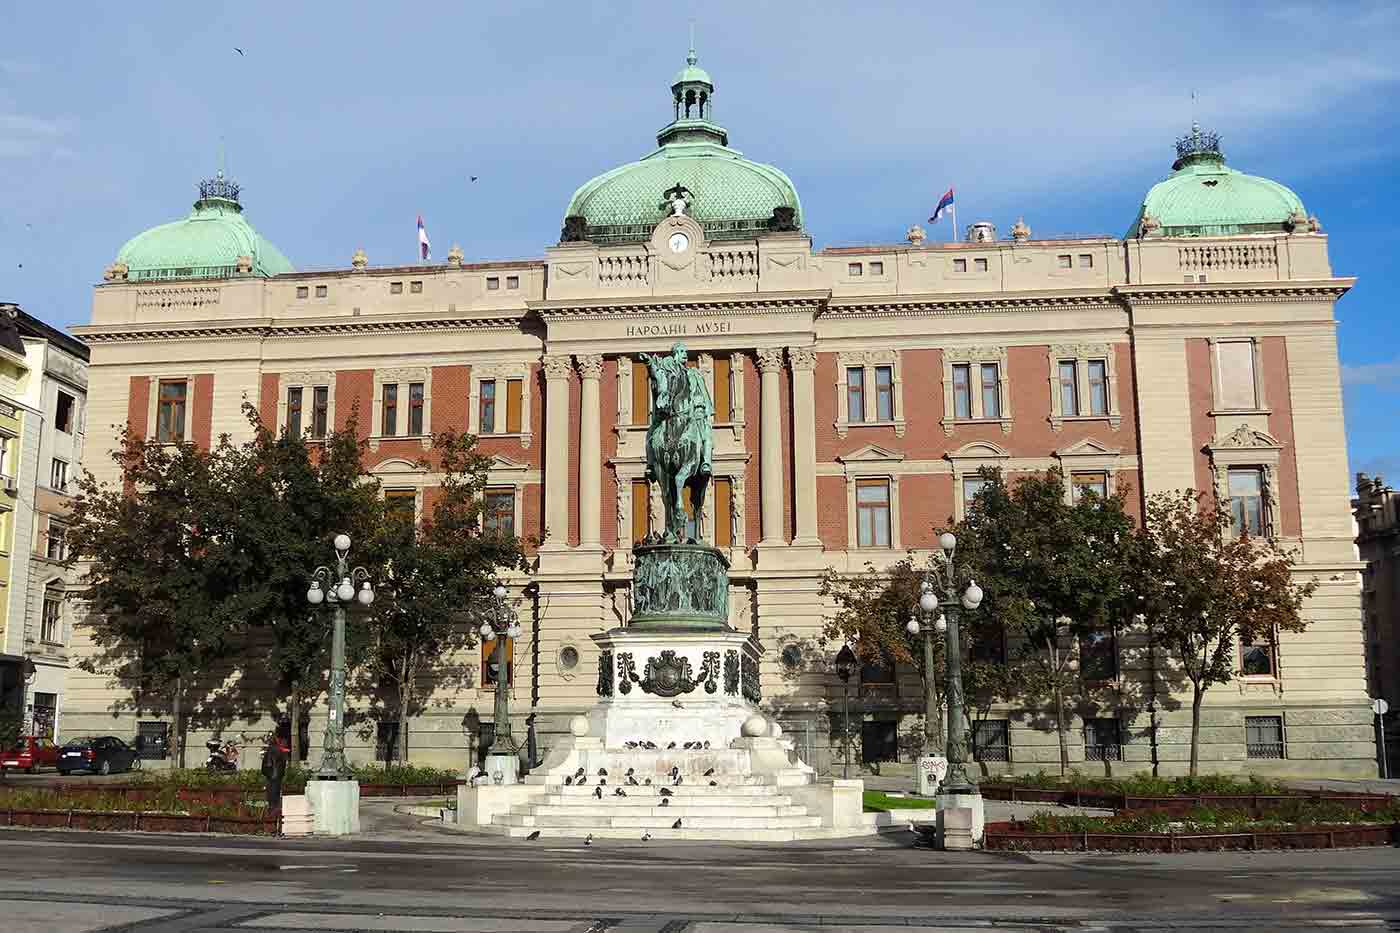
1113, 279, 1354, 306
823, 289, 1120, 319
528, 289, 830, 319
73, 312, 528, 344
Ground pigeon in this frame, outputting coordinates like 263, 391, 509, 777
674, 774, 684, 787
644, 778, 652, 786
642, 832, 652, 841
659, 787, 673, 797
625, 767, 635, 776
703, 768, 715, 777
526, 830, 541, 840
682, 742, 694, 750
598, 779, 607, 786
669, 766, 680, 777
627, 776, 639, 786
672, 818, 682, 829
659, 797, 670, 807
585, 833, 593, 846
564, 776, 573, 786
703, 741, 710, 749
597, 768, 608, 777
233, 47, 244, 56
594, 786, 603, 799
624, 742, 638, 750
645, 741, 658, 750
614, 787, 627, 797
667, 741, 677, 750
709, 781, 718, 787
574, 767, 586, 777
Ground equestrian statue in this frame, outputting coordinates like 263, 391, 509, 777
640, 342, 713, 542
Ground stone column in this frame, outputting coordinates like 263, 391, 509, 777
787, 346, 821, 547
541, 354, 574, 549
576, 354, 604, 549
756, 347, 786, 546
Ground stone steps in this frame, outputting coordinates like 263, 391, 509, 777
516, 803, 811, 819
530, 794, 797, 808
494, 812, 824, 830
551, 783, 778, 797
486, 824, 866, 841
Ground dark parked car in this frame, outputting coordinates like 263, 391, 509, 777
57, 736, 141, 776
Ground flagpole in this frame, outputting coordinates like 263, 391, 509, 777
950, 203, 958, 243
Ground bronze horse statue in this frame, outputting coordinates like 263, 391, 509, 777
640, 343, 713, 542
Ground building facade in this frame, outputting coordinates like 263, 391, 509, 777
1355, 473, 1399, 774
0, 304, 88, 741
67, 52, 1371, 776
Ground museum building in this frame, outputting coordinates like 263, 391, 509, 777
67, 49, 1373, 775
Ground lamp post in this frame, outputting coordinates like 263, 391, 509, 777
833, 644, 856, 780
906, 531, 983, 797
306, 533, 374, 779
479, 583, 522, 783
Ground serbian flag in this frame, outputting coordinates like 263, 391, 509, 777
928, 188, 955, 224
417, 215, 431, 260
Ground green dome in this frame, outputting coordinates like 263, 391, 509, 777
1128, 126, 1306, 238
562, 49, 801, 244
115, 173, 294, 282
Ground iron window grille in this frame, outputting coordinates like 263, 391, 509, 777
1245, 715, 1285, 759
1084, 717, 1122, 761
972, 719, 1010, 762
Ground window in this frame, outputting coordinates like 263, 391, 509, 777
315, 284, 327, 298
50, 458, 67, 490
486, 276, 500, 290
962, 476, 987, 510
384, 489, 416, 524
286, 387, 303, 437
971, 626, 1006, 664
953, 258, 967, 273
312, 387, 329, 438
46, 520, 67, 561
859, 653, 895, 688
482, 636, 513, 686
713, 356, 732, 421
1071, 472, 1108, 504
631, 362, 650, 426
484, 489, 515, 536
296, 286, 309, 299
1058, 361, 1078, 416
381, 384, 398, 436
558, 645, 580, 671
409, 280, 422, 294
506, 275, 519, 290
1241, 632, 1275, 677
855, 479, 891, 548
1057, 254, 1072, 269
952, 364, 972, 419
390, 282, 403, 295
1078, 253, 1094, 268
980, 363, 1001, 419
712, 477, 733, 547
972, 720, 1010, 762
1245, 715, 1284, 759
1087, 360, 1107, 415
55, 391, 76, 434
0, 436, 8, 476
846, 368, 865, 423
408, 382, 425, 435
41, 586, 61, 643
479, 380, 497, 433
870, 261, 884, 275
505, 379, 523, 433
973, 257, 988, 272
1216, 340, 1259, 410
631, 479, 651, 543
156, 380, 187, 443
1229, 468, 1266, 537
875, 366, 894, 421
848, 262, 863, 276
1084, 718, 1121, 761
1080, 628, 1117, 681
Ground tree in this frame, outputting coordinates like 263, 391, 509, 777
66, 429, 248, 767
1135, 489, 1317, 775
954, 468, 1137, 774
356, 430, 524, 764
820, 558, 945, 755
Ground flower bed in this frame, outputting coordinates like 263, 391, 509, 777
980, 780, 1394, 817
0, 807, 277, 835
984, 819, 1398, 853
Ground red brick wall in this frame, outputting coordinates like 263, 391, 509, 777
336, 369, 374, 439
1264, 337, 1302, 538
258, 373, 279, 428
601, 359, 619, 548
817, 475, 847, 550
192, 374, 214, 450
901, 473, 954, 546
432, 364, 470, 433
522, 482, 543, 551
472, 364, 543, 469
127, 376, 150, 437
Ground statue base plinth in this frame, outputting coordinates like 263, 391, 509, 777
628, 541, 729, 632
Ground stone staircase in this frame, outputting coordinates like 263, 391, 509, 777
488, 779, 829, 841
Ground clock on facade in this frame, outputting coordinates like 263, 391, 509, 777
668, 232, 690, 254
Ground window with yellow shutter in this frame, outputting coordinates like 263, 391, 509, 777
713, 478, 733, 547
631, 479, 651, 543
505, 378, 523, 433
631, 363, 650, 426
713, 356, 731, 422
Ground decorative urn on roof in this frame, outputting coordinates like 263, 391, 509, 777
1010, 217, 1031, 242
351, 248, 368, 270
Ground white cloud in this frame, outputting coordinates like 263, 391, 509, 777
1343, 358, 1400, 389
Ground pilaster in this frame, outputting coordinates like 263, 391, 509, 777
755, 347, 785, 547
576, 354, 604, 549
541, 354, 573, 550
787, 346, 821, 549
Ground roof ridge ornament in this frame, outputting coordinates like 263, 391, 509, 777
1173, 121, 1223, 171
197, 169, 242, 206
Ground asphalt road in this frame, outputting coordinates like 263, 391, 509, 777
3, 801, 1400, 931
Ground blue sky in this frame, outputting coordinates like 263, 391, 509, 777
2, 1, 1397, 480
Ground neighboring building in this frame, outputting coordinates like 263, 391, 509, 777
67, 49, 1371, 775
1354, 473, 1399, 774
0, 304, 88, 741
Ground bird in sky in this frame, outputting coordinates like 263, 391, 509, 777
233, 47, 244, 56
526, 830, 541, 840
672, 818, 682, 829
470, 176, 479, 182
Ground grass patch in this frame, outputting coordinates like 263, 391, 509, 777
988, 770, 1288, 797
863, 790, 937, 813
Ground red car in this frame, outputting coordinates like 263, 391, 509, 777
1, 736, 60, 773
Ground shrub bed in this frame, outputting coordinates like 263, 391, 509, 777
0, 787, 277, 835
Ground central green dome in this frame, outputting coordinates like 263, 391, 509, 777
562, 48, 801, 244
1127, 125, 1306, 238
114, 173, 294, 282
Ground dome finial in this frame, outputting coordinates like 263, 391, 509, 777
687, 20, 696, 65
1172, 122, 1222, 171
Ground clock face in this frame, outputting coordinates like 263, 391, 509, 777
668, 232, 690, 254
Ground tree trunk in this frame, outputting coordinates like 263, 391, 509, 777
171, 677, 184, 770
1054, 682, 1070, 775
1190, 682, 1205, 777
397, 660, 411, 766
288, 687, 301, 763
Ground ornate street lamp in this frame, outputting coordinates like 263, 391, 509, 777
907, 531, 984, 796
833, 644, 857, 780
306, 533, 374, 779
479, 582, 523, 783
